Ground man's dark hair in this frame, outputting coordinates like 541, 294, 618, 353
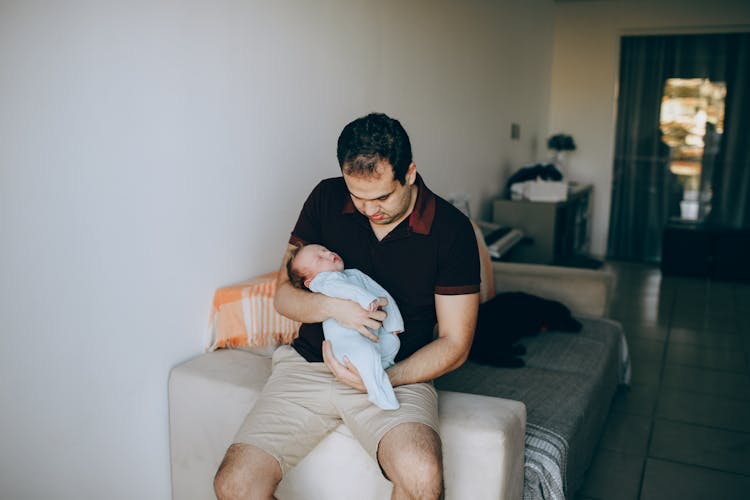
336, 113, 413, 184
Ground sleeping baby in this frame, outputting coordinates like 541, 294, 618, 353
286, 243, 402, 410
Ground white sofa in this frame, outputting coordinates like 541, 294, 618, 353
169, 261, 614, 500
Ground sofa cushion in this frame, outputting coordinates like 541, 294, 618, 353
437, 317, 626, 498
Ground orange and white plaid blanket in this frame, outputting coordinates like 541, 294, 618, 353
206, 272, 300, 351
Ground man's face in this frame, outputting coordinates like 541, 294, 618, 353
343, 161, 416, 227
294, 244, 345, 283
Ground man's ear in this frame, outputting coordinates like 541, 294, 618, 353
405, 162, 417, 185
304, 277, 312, 288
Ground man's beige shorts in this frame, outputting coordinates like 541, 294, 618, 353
234, 345, 439, 476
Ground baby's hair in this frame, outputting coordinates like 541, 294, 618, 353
286, 244, 308, 290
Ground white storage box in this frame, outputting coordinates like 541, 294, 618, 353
511, 179, 568, 202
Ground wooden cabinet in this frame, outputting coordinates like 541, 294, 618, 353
492, 184, 592, 265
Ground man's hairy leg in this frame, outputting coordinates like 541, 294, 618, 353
214, 443, 282, 500
378, 423, 444, 500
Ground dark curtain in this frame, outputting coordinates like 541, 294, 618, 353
710, 34, 750, 228
607, 33, 750, 262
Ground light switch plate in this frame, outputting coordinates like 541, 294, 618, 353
511, 123, 520, 140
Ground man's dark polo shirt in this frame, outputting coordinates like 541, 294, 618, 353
289, 173, 480, 363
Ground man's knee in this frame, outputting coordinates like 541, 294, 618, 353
213, 468, 238, 500
379, 423, 444, 498
401, 455, 443, 499
402, 444, 443, 497
214, 443, 281, 500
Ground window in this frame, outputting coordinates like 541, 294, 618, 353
659, 78, 725, 220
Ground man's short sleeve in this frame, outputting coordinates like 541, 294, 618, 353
289, 181, 324, 246
434, 214, 481, 295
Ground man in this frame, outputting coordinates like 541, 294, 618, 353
214, 113, 480, 500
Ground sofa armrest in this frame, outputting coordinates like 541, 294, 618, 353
492, 261, 614, 318
439, 391, 526, 500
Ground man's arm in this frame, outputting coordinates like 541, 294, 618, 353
273, 244, 386, 341
323, 292, 479, 390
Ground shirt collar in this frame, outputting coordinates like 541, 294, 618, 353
341, 173, 435, 235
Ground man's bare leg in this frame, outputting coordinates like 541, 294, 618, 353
378, 423, 444, 500
214, 443, 282, 500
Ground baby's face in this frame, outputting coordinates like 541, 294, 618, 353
295, 244, 345, 280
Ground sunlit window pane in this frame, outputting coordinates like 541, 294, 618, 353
659, 78, 725, 221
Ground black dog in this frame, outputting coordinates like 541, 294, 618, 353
469, 292, 582, 368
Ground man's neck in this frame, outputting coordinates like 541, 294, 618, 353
370, 184, 418, 241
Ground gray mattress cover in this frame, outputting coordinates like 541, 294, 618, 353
436, 317, 627, 499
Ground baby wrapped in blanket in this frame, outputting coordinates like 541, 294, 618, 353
287, 244, 402, 410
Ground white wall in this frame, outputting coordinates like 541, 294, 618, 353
0, 1, 554, 498
549, 0, 750, 257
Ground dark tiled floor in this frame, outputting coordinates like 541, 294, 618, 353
575, 261, 750, 500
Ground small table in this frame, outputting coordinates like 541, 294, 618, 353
662, 220, 750, 282
492, 184, 592, 265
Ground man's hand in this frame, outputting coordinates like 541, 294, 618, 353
332, 297, 388, 342
322, 340, 366, 392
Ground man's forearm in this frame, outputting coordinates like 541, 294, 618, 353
386, 335, 470, 387
274, 280, 336, 324
387, 292, 478, 387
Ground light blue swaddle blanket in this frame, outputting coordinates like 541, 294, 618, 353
309, 269, 402, 410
